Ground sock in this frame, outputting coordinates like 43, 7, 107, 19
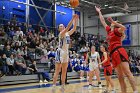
134, 91, 138, 93
52, 84, 56, 87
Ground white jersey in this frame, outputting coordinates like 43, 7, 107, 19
89, 52, 100, 71
59, 32, 70, 52
89, 52, 100, 63
56, 32, 70, 63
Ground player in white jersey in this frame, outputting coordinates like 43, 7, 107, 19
86, 45, 102, 89
52, 14, 78, 92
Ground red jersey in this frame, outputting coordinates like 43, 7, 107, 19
102, 53, 111, 67
106, 25, 122, 52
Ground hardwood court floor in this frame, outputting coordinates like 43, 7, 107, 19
0, 76, 140, 93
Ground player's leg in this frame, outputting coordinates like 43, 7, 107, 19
53, 63, 62, 85
120, 62, 138, 93
61, 62, 68, 85
115, 64, 127, 93
88, 70, 94, 89
94, 68, 102, 87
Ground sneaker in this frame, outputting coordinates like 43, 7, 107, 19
80, 77, 85, 81
134, 91, 138, 93
111, 90, 116, 93
60, 85, 65, 92
0, 73, 5, 78
39, 80, 43, 83
88, 85, 93, 90
103, 89, 109, 93
52, 85, 56, 93
99, 84, 102, 88
44, 80, 48, 83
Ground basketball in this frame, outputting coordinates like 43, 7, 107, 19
70, 0, 79, 8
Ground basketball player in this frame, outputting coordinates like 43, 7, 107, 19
52, 14, 78, 92
86, 45, 102, 89
99, 45, 115, 93
95, 6, 138, 93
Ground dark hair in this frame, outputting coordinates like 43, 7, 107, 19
101, 44, 108, 52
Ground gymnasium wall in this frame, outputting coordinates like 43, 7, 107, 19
29, 0, 53, 27
56, 5, 73, 27
0, 0, 26, 23
84, 12, 140, 46
0, 0, 53, 28
56, 5, 81, 35
118, 14, 140, 45
83, 12, 106, 36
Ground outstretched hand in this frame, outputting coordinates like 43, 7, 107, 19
107, 17, 114, 23
95, 6, 101, 13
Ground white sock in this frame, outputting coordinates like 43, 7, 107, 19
134, 91, 138, 93
52, 85, 56, 87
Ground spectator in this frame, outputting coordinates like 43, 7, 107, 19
17, 47, 24, 56
9, 27, 15, 38
39, 27, 45, 36
18, 27, 24, 37
6, 54, 20, 75
4, 21, 11, 34
15, 53, 27, 74
28, 60, 38, 74
3, 45, 12, 57
11, 15, 17, 25
0, 28, 6, 37
47, 46, 55, 59
28, 25, 34, 34
23, 46, 29, 60
0, 54, 8, 77
13, 42, 20, 52
28, 60, 49, 83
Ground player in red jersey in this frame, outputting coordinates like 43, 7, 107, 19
99, 44, 115, 93
95, 6, 138, 93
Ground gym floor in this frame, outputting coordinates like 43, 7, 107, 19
0, 75, 140, 93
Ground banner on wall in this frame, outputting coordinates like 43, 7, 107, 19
122, 24, 131, 45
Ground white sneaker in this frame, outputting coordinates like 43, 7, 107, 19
80, 77, 85, 80
88, 85, 93, 90
39, 80, 43, 83
60, 85, 65, 92
111, 90, 116, 93
134, 91, 138, 93
52, 85, 56, 93
44, 80, 48, 83
103, 89, 109, 93
99, 84, 102, 88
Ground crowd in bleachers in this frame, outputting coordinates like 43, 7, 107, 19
0, 17, 59, 77
0, 16, 140, 79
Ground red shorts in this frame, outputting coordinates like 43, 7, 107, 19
111, 47, 129, 68
104, 65, 112, 76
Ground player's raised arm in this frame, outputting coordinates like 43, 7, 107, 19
95, 6, 107, 29
60, 15, 77, 36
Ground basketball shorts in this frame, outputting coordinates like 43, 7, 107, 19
89, 62, 98, 71
55, 48, 69, 63
111, 47, 129, 68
